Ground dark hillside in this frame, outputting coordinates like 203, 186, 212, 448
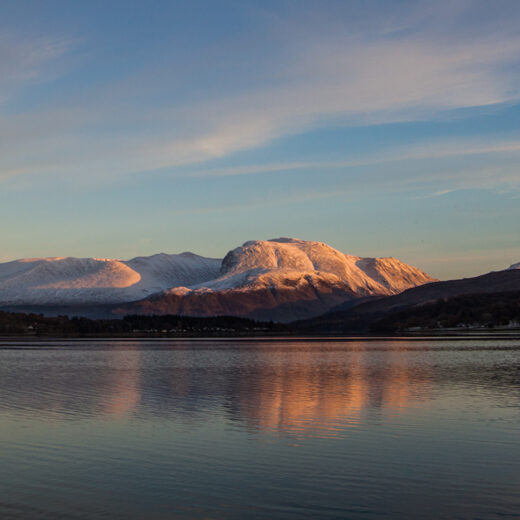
294, 269, 520, 333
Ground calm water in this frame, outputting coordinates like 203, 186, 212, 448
0, 338, 519, 520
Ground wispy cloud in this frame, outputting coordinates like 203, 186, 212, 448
0, 32, 70, 104
180, 136, 520, 177
1, 1, 520, 185
168, 136, 520, 200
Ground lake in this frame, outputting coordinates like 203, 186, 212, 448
0, 337, 519, 519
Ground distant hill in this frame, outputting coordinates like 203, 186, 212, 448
371, 290, 520, 332
294, 267, 520, 333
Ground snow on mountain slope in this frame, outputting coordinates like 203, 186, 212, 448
214, 238, 433, 295
0, 238, 436, 320
508, 262, 520, 270
0, 253, 221, 305
117, 238, 436, 322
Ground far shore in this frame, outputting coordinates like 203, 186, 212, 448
1, 329, 519, 342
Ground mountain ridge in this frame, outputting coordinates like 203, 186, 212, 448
0, 238, 435, 321
115, 238, 435, 321
0, 253, 221, 305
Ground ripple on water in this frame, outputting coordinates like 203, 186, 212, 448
0, 338, 519, 519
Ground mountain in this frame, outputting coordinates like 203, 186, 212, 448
0, 253, 221, 305
115, 238, 435, 322
0, 238, 434, 321
295, 266, 520, 332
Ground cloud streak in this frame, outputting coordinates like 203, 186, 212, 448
1, 1, 520, 187
181, 137, 520, 177
0, 32, 70, 105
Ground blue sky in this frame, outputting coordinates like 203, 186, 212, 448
1, 0, 519, 279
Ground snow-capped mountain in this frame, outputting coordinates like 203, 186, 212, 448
0, 253, 221, 305
217, 238, 433, 295
115, 238, 436, 321
0, 238, 436, 321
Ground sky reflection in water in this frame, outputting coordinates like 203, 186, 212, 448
0, 339, 519, 519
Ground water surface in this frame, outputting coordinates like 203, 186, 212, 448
1, 338, 519, 519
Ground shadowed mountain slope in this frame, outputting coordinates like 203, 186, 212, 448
294, 266, 520, 332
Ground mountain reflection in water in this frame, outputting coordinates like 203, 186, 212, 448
0, 341, 433, 435
229, 346, 431, 435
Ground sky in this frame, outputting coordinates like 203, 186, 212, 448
0, 0, 519, 279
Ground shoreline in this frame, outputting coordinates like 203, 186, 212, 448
1, 330, 519, 342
